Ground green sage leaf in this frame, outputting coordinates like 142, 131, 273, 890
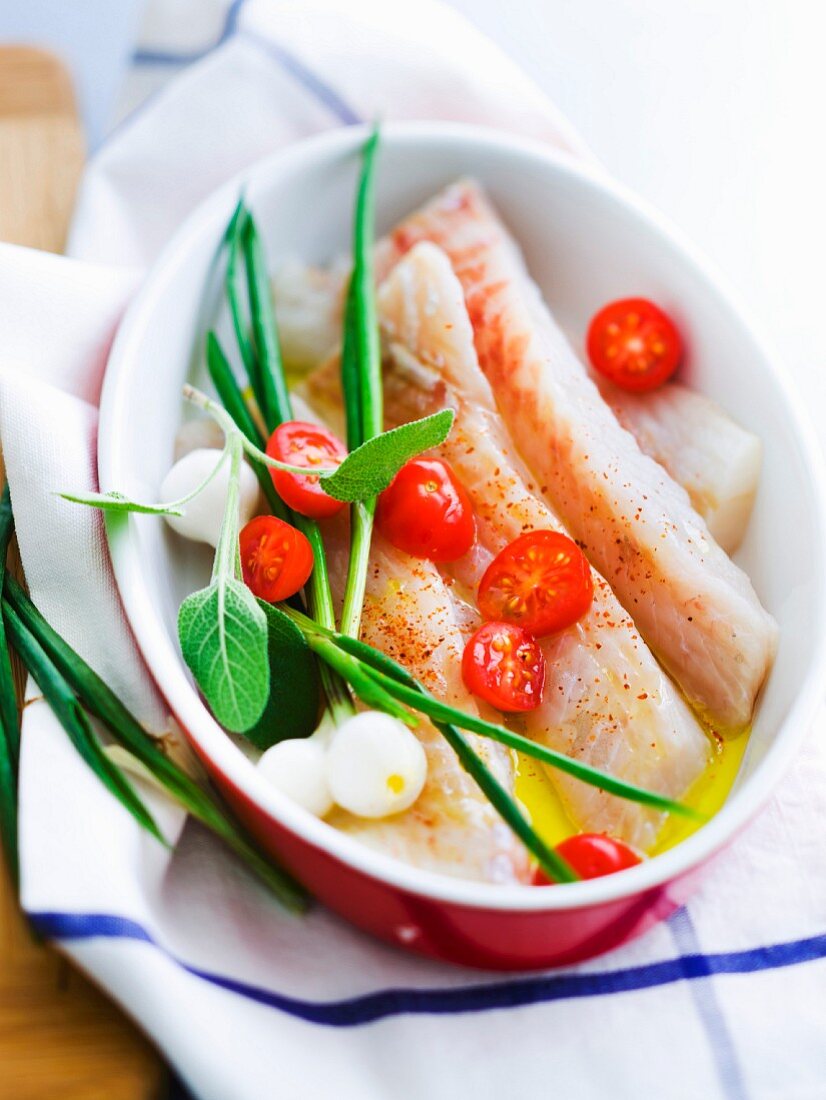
178, 578, 269, 732
320, 409, 455, 503
58, 490, 183, 517
243, 602, 321, 750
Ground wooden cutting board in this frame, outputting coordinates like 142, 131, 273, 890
0, 46, 167, 1100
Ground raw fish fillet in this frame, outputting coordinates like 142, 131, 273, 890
371, 242, 710, 850
318, 498, 530, 883
275, 255, 758, 553
593, 376, 761, 554
377, 181, 777, 732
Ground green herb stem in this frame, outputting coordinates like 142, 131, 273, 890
305, 633, 416, 727
339, 125, 382, 640
183, 385, 336, 477
2, 575, 307, 911
216, 217, 355, 720
339, 278, 362, 451
211, 434, 243, 584
3, 600, 165, 842
345, 126, 383, 445
435, 718, 578, 883
0, 487, 19, 769
330, 631, 700, 821
60, 448, 230, 518
0, 485, 19, 884
285, 609, 577, 883
186, 382, 453, 502
338, 500, 374, 638
242, 213, 293, 435
361, 664, 701, 821
206, 332, 293, 524
206, 338, 341, 655
285, 611, 701, 821
225, 201, 257, 385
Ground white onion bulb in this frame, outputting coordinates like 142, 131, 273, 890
326, 711, 427, 819
160, 448, 259, 548
257, 738, 333, 818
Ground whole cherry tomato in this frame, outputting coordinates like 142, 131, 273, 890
477, 531, 593, 638
266, 420, 347, 519
587, 297, 682, 392
461, 621, 546, 713
376, 458, 475, 562
239, 515, 314, 602
533, 833, 642, 884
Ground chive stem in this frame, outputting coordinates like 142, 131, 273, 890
0, 486, 19, 769
361, 665, 702, 822
339, 125, 382, 640
206, 333, 294, 524
3, 600, 165, 843
0, 485, 19, 884
305, 633, 417, 727
286, 608, 577, 883
242, 213, 293, 434
283, 609, 702, 822
2, 575, 307, 911
218, 217, 354, 722
225, 202, 258, 389
211, 435, 243, 584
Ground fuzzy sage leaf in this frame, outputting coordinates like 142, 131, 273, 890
178, 578, 269, 733
58, 490, 184, 517
243, 602, 321, 749
319, 409, 455, 502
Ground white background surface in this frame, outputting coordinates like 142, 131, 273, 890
449, 0, 826, 426
5, 0, 824, 420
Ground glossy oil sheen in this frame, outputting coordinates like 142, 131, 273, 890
515, 729, 750, 858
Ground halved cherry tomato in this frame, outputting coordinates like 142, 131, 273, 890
239, 515, 314, 602
587, 297, 682, 392
461, 621, 546, 713
266, 420, 347, 519
533, 833, 642, 884
477, 531, 593, 638
376, 458, 475, 562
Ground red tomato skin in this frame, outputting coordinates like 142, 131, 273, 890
461, 621, 546, 713
266, 420, 347, 519
477, 530, 594, 638
239, 515, 314, 602
533, 834, 642, 885
376, 458, 476, 563
587, 297, 682, 393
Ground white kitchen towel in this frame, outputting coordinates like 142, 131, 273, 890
2, 2, 825, 1098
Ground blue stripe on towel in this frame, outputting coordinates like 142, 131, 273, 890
239, 32, 361, 125
27, 909, 826, 1028
130, 0, 360, 126
132, 0, 245, 65
670, 908, 749, 1100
